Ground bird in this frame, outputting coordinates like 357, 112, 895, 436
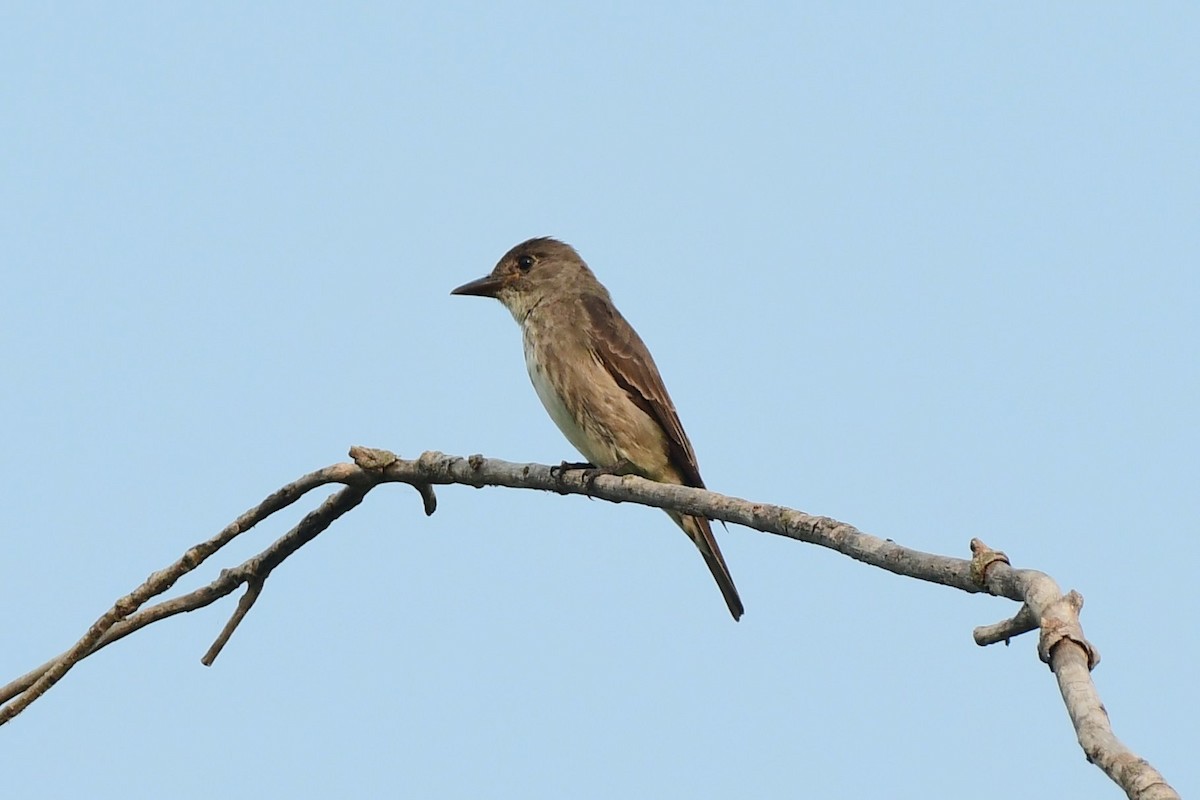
451, 237, 743, 620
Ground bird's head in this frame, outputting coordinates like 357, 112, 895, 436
451, 237, 597, 322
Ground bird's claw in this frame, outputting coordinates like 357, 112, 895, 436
550, 460, 595, 495
580, 459, 635, 491
581, 467, 607, 490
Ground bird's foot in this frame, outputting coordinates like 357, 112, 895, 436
579, 459, 637, 491
550, 460, 595, 494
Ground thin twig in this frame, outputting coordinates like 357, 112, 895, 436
973, 603, 1038, 645
202, 579, 265, 666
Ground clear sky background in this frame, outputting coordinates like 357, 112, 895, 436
2, 4, 1196, 798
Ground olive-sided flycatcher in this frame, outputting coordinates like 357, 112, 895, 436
451, 237, 743, 620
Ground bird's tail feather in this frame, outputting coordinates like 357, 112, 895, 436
670, 511, 744, 621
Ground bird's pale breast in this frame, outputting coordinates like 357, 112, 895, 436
524, 335, 608, 463
521, 310, 671, 477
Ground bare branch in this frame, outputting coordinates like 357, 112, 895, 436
0, 450, 1179, 799
0, 466, 375, 719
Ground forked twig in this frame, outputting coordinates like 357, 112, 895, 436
0, 449, 1178, 799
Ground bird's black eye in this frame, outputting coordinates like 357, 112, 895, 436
516, 254, 534, 272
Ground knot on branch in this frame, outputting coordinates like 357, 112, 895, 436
969, 538, 1010, 586
349, 445, 400, 470
1038, 589, 1101, 670
347, 447, 437, 514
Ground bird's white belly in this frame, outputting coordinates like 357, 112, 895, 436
524, 342, 608, 465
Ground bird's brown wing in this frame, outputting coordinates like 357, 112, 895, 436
580, 293, 705, 488
580, 293, 743, 620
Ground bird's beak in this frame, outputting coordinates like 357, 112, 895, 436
451, 273, 504, 298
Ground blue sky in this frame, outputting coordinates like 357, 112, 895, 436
2, 3, 1196, 797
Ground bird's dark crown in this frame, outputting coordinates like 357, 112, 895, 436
501, 236, 581, 266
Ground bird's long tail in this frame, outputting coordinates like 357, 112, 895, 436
670, 511, 744, 620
